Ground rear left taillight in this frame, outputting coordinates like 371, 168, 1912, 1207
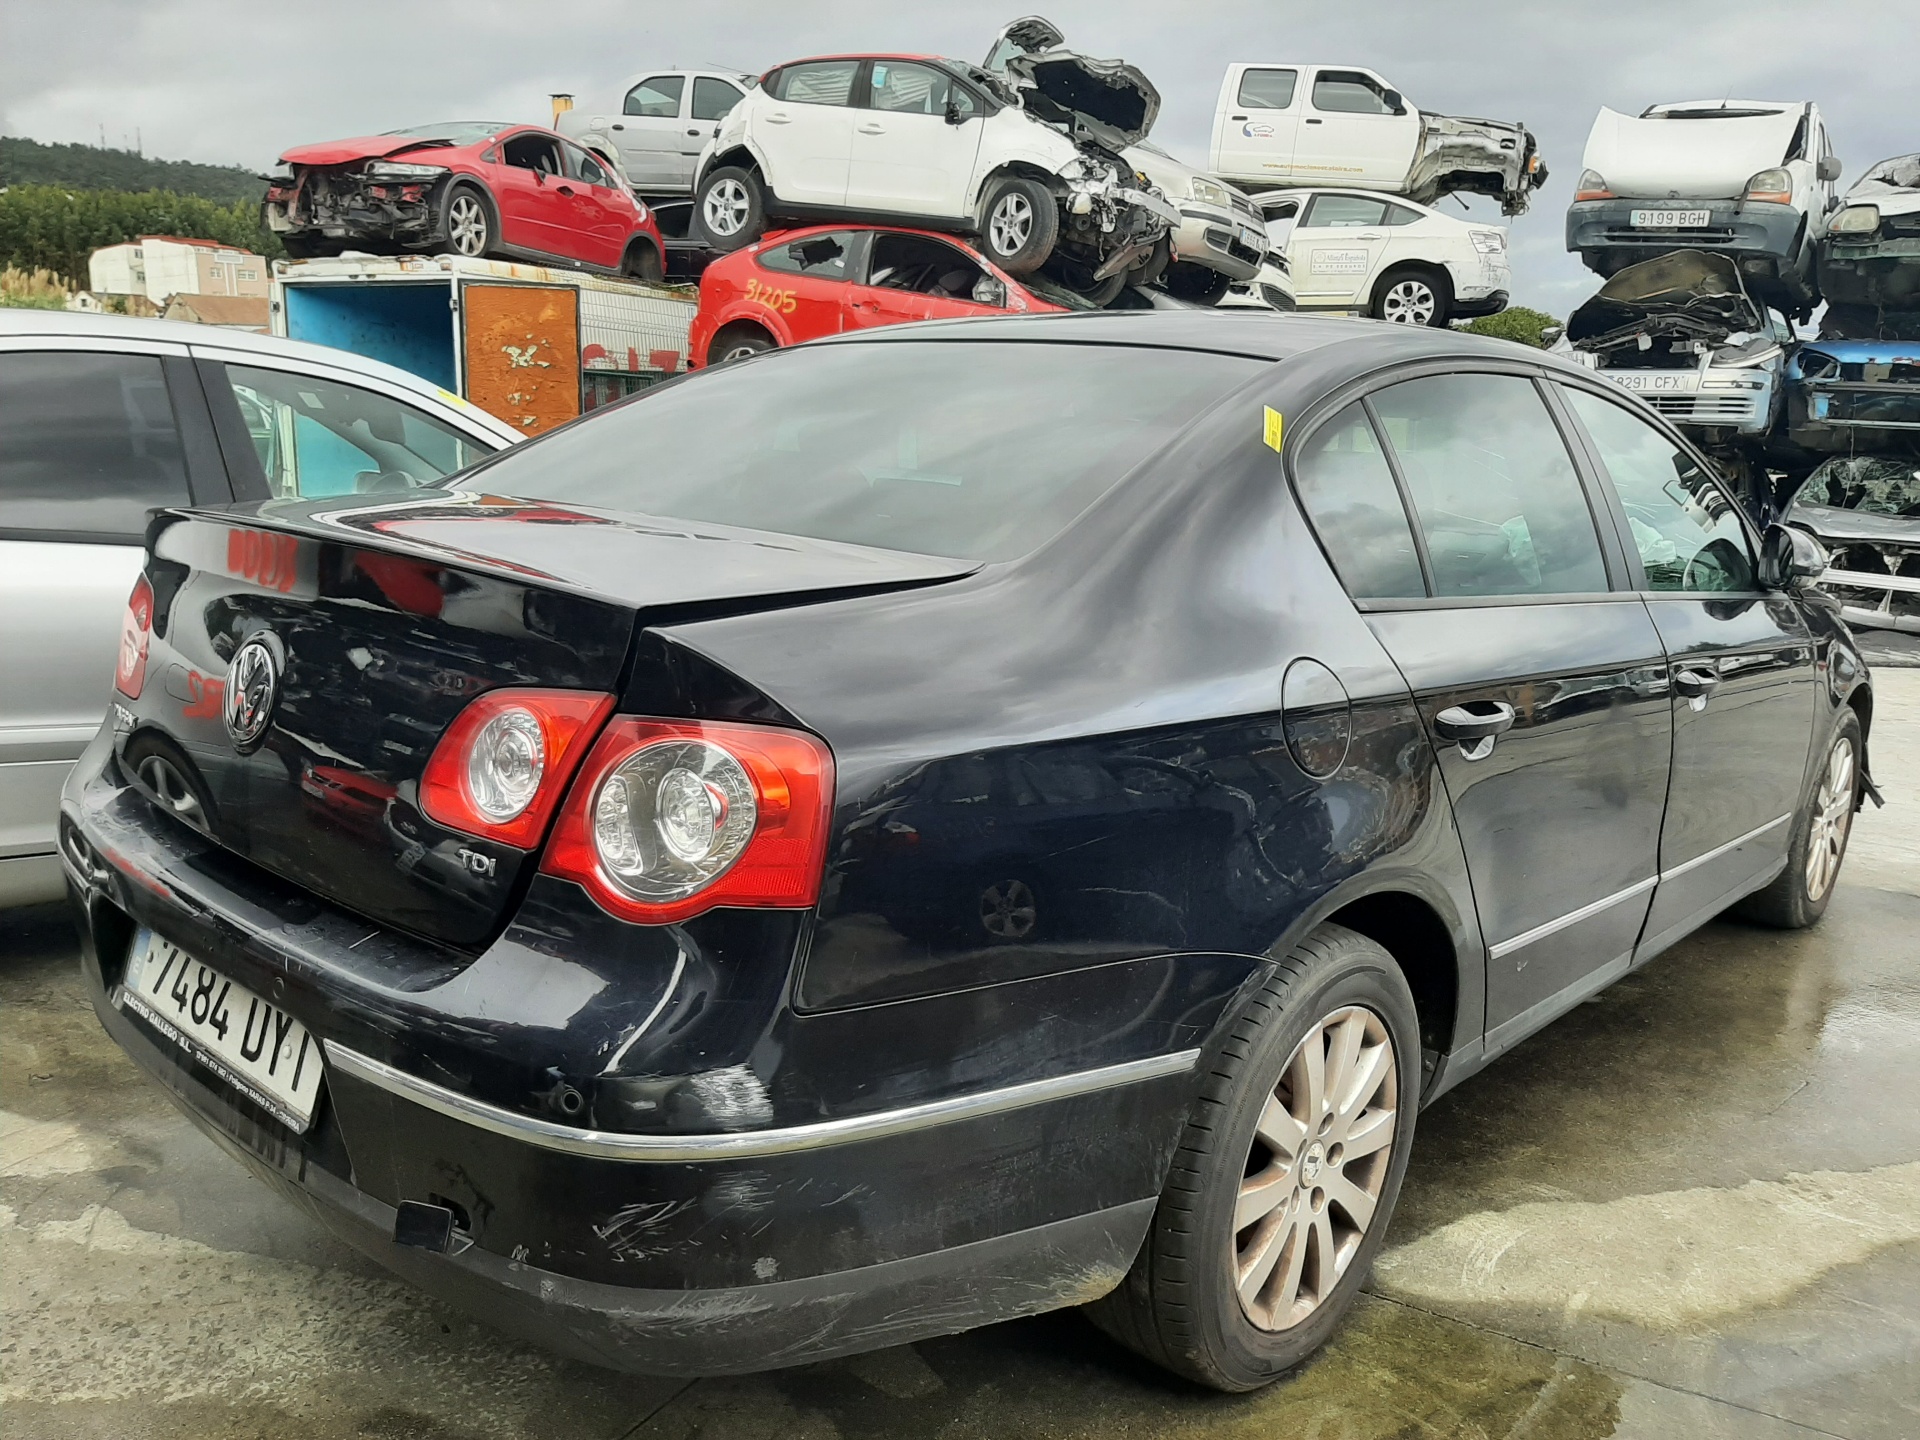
540, 719, 834, 924
420, 689, 616, 847
114, 575, 154, 698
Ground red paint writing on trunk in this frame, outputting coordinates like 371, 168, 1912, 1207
228, 528, 298, 593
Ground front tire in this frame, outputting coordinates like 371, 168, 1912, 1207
1087, 924, 1420, 1391
979, 176, 1059, 277
706, 323, 774, 365
1370, 266, 1451, 326
442, 183, 495, 259
696, 167, 767, 252
1736, 710, 1861, 928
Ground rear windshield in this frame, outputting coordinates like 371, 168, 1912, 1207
466, 341, 1262, 561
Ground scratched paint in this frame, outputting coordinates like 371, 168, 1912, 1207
462, 284, 581, 436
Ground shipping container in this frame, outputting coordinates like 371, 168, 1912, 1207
270, 254, 697, 435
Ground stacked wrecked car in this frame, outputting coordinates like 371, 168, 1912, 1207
1563, 106, 1920, 650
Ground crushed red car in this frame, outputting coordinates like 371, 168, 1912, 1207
688, 225, 1081, 366
264, 121, 665, 280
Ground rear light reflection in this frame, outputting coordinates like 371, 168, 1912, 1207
542, 719, 834, 924
114, 575, 154, 699
420, 689, 615, 848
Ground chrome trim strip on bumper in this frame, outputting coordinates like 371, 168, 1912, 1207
1658, 813, 1792, 883
1487, 876, 1656, 961
322, 1043, 1202, 1162
1821, 567, 1920, 597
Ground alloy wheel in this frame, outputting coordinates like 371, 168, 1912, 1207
1805, 733, 1856, 902
448, 194, 488, 256
979, 879, 1037, 939
989, 194, 1034, 256
1380, 279, 1437, 325
1233, 1004, 1398, 1332
704, 179, 751, 237
720, 342, 763, 363
136, 754, 206, 829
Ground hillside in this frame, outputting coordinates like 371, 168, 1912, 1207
0, 136, 263, 205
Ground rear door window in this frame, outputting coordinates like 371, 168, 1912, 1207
1301, 194, 1389, 228
1237, 69, 1298, 110
0, 350, 190, 539
623, 76, 684, 117
1292, 402, 1425, 599
691, 77, 745, 123
771, 61, 860, 106
1561, 386, 1758, 592
1370, 374, 1610, 597
217, 363, 491, 498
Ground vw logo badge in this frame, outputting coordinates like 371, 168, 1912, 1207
223, 637, 280, 751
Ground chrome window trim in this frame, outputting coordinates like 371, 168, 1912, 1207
323, 1043, 1201, 1162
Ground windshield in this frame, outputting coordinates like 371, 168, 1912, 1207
1795, 456, 1920, 517
459, 340, 1262, 561
382, 121, 511, 144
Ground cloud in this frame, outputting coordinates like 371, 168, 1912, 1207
2, 0, 1909, 311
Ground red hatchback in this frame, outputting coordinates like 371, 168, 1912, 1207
689, 225, 1074, 366
265, 121, 665, 281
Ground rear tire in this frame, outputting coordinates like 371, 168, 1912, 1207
1086, 924, 1420, 1391
1370, 265, 1451, 326
1165, 261, 1233, 306
1735, 710, 1861, 928
706, 323, 774, 365
979, 176, 1059, 277
696, 167, 767, 252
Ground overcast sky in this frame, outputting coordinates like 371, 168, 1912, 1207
4, 0, 1914, 314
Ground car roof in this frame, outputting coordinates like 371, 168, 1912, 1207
0, 310, 522, 441
800, 308, 1549, 367
771, 53, 943, 67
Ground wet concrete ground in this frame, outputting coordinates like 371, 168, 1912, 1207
4, 672, 1916, 1440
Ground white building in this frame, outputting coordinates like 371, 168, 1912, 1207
88, 236, 269, 306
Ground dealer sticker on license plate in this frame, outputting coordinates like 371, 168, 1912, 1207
1603, 371, 1700, 394
1631, 209, 1712, 228
118, 929, 322, 1131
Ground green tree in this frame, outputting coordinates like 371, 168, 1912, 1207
1455, 306, 1563, 348
0, 185, 282, 287
0, 136, 264, 205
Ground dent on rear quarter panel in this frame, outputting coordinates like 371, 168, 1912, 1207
658, 364, 1472, 1026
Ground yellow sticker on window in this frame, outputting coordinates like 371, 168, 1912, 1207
1263, 406, 1285, 451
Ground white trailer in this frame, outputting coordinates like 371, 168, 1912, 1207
269, 254, 697, 435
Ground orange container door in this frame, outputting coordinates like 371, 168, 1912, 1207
460, 283, 582, 436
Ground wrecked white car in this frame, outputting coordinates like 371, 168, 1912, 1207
1207, 63, 1545, 215
692, 50, 1179, 302
1567, 100, 1843, 319
1819, 154, 1920, 335
1784, 455, 1920, 635
1564, 250, 1788, 444
984, 19, 1267, 303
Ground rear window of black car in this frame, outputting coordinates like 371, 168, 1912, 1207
476, 341, 1262, 562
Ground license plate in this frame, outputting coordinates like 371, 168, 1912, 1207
1604, 371, 1700, 393
118, 929, 323, 1131
1631, 209, 1712, 228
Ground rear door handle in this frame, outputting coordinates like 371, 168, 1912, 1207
1231, 113, 1248, 121
1305, 117, 1324, 125
556, 184, 576, 196
857, 122, 886, 134
766, 112, 792, 124
1434, 701, 1516, 760
1353, 231, 1385, 240
686, 128, 703, 136
610, 123, 625, 131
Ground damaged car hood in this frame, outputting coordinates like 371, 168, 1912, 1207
1581, 102, 1805, 198
1845, 154, 1920, 212
985, 15, 1159, 148
280, 135, 461, 167
1569, 250, 1763, 346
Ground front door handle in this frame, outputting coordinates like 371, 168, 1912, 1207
687, 128, 703, 137
1434, 701, 1516, 761
556, 184, 576, 196
1305, 117, 1324, 125
857, 122, 886, 134
765, 112, 792, 125
1674, 668, 1720, 710
850, 299, 881, 311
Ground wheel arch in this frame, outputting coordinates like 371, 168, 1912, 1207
700, 145, 766, 190
706, 314, 782, 365
969, 162, 1065, 224
621, 233, 663, 280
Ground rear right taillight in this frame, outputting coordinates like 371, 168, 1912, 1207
114, 575, 154, 698
541, 718, 834, 924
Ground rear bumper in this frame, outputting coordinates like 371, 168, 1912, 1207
1451, 289, 1510, 319
60, 746, 1202, 1372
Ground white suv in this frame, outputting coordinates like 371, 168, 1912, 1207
694, 52, 1179, 302
1259, 187, 1510, 325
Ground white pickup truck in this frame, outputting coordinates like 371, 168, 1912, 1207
1208, 63, 1545, 215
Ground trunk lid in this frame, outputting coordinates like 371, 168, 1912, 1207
127, 499, 974, 947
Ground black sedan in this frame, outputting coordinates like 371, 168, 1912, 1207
62, 311, 1875, 1391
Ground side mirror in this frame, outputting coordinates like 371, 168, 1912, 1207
1537, 324, 1565, 347
1759, 523, 1828, 589
944, 98, 966, 126
972, 275, 1008, 308
1817, 154, 1843, 182
1384, 90, 1407, 115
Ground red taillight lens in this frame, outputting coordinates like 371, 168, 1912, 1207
114, 575, 154, 698
541, 719, 834, 924
420, 689, 615, 847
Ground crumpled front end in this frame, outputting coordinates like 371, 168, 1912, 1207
1565, 250, 1782, 440
1786, 340, 1920, 454
1818, 154, 1920, 314
1786, 456, 1920, 634
1405, 113, 1547, 217
1053, 149, 1181, 281
263, 164, 450, 252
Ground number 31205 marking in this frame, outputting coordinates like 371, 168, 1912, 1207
745, 279, 797, 313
